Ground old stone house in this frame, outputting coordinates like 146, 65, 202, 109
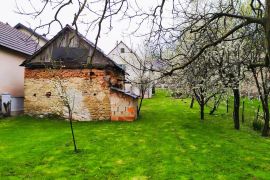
21, 25, 138, 121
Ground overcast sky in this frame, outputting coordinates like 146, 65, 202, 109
0, 0, 147, 54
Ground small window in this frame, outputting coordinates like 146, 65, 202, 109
120, 48, 125, 53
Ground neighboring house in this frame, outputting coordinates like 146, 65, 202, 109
0, 22, 45, 115
21, 25, 138, 121
14, 23, 48, 47
108, 41, 153, 98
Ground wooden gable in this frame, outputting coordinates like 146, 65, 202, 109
21, 25, 124, 72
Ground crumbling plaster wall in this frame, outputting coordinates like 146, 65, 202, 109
110, 90, 138, 121
24, 68, 123, 121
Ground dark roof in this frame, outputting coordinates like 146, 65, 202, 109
0, 22, 40, 55
14, 23, 49, 42
111, 87, 139, 99
22, 25, 125, 72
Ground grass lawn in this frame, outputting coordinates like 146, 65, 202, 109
1, 90, 270, 179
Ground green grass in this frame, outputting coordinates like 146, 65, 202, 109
1, 90, 270, 179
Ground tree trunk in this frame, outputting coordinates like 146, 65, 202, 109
242, 100, 245, 123
137, 97, 144, 116
68, 111, 77, 152
190, 97, 195, 108
209, 106, 216, 115
233, 89, 240, 130
200, 103, 204, 120
262, 96, 270, 137
209, 94, 222, 115
262, 109, 270, 136
265, 0, 270, 66
226, 98, 229, 113
137, 88, 145, 116
152, 85, 155, 95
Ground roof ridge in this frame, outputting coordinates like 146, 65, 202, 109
14, 23, 49, 42
107, 41, 135, 55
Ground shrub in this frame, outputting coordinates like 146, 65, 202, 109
253, 118, 264, 131
171, 92, 183, 98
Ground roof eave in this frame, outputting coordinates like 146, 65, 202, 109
0, 44, 32, 57
110, 87, 139, 99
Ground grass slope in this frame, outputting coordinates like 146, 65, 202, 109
0, 90, 270, 179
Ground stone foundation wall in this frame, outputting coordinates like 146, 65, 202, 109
110, 91, 138, 121
24, 68, 122, 121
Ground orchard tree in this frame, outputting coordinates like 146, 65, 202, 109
244, 31, 270, 136
251, 66, 270, 136
210, 40, 248, 130
183, 54, 223, 120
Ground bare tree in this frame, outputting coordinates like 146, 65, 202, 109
182, 54, 223, 120
41, 60, 79, 152
53, 74, 78, 152
15, 0, 270, 70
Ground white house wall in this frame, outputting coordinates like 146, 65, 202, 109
108, 42, 153, 98
0, 48, 25, 97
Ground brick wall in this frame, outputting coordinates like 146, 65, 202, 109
110, 90, 138, 121
24, 68, 123, 121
